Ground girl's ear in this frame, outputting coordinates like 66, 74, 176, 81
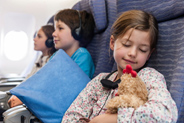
147, 48, 155, 60
110, 35, 115, 50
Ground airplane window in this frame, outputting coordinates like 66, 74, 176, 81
4, 30, 28, 61
0, 0, 81, 77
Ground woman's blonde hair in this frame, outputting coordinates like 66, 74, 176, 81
111, 10, 158, 50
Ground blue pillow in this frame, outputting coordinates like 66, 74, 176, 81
10, 49, 90, 123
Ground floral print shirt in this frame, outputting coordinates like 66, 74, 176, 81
62, 67, 178, 123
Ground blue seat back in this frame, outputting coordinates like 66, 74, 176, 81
116, 1, 184, 122
72, 0, 117, 76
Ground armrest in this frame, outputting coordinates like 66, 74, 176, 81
0, 91, 11, 110
0, 82, 21, 91
3, 105, 41, 123
0, 77, 24, 82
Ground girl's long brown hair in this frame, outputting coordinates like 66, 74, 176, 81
41, 25, 57, 58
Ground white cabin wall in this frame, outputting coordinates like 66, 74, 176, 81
0, 0, 80, 77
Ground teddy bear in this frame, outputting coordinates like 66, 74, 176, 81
106, 64, 148, 114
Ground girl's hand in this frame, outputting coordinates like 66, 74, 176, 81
89, 114, 117, 123
8, 95, 23, 108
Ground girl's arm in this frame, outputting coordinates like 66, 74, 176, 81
61, 73, 106, 123
89, 114, 117, 123
117, 67, 178, 123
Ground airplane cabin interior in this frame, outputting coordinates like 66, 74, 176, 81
0, 0, 184, 123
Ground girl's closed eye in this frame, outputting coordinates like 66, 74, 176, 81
139, 47, 149, 53
139, 49, 147, 53
122, 41, 131, 47
123, 44, 130, 47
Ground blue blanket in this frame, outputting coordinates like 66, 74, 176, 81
10, 49, 90, 123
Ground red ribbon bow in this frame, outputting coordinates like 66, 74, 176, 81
123, 64, 137, 77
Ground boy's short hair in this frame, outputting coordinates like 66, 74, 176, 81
55, 9, 95, 47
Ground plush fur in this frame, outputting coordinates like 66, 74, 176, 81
106, 73, 148, 114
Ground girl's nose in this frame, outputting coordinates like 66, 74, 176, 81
33, 37, 36, 42
128, 47, 137, 58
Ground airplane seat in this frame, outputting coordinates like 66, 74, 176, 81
72, 0, 118, 77
3, 0, 184, 122
3, 105, 41, 123
47, 15, 55, 26
0, 91, 11, 121
0, 78, 23, 92
0, 73, 26, 120
115, 0, 184, 122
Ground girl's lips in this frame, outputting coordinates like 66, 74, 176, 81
123, 58, 136, 64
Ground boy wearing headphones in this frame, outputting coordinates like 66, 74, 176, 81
52, 9, 95, 79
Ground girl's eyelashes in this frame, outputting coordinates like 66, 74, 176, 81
139, 49, 147, 53
122, 41, 131, 47
123, 44, 131, 47
120, 40, 150, 53
139, 46, 150, 53
122, 44, 149, 53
